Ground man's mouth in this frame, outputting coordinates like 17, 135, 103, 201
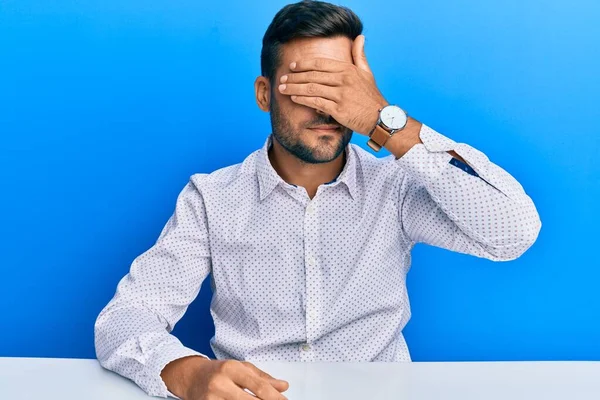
308, 124, 342, 133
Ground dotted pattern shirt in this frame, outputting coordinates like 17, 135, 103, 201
94, 123, 541, 398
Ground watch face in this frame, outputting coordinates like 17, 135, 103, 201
380, 105, 407, 130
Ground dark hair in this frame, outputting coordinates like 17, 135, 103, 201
261, 0, 363, 85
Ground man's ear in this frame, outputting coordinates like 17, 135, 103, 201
254, 76, 271, 112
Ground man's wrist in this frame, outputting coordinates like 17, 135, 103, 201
161, 355, 210, 399
383, 116, 423, 159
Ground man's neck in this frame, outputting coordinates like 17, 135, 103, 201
267, 137, 346, 199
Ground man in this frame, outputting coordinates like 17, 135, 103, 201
95, 1, 541, 399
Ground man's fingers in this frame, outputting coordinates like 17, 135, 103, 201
290, 58, 346, 73
278, 82, 339, 102
241, 362, 289, 391
280, 71, 342, 86
241, 361, 276, 380
232, 369, 288, 400
290, 95, 337, 115
224, 381, 268, 400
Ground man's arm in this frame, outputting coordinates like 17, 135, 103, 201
276, 35, 540, 258
277, 35, 541, 259
391, 121, 541, 260
94, 175, 212, 398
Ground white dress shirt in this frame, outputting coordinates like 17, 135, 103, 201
94, 123, 541, 398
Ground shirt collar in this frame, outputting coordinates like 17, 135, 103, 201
256, 134, 357, 202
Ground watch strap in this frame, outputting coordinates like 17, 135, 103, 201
367, 125, 392, 151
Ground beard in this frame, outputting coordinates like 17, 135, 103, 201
269, 96, 353, 164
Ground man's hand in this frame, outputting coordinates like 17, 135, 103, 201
277, 34, 388, 135
161, 356, 290, 400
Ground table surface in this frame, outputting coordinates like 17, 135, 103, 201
1, 357, 599, 400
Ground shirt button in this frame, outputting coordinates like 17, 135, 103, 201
307, 256, 316, 266
306, 204, 315, 214
301, 343, 311, 351
308, 310, 316, 319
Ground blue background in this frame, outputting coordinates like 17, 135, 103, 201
1, 0, 598, 361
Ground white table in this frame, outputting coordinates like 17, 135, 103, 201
1, 357, 599, 399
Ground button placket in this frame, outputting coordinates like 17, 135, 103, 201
303, 198, 320, 348
299, 341, 315, 362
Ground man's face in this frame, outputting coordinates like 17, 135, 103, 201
269, 36, 354, 164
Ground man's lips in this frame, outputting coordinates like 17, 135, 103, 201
308, 124, 341, 132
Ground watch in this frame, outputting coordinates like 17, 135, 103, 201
367, 104, 408, 151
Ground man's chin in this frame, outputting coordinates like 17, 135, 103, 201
272, 128, 350, 164
299, 138, 346, 163
303, 127, 345, 147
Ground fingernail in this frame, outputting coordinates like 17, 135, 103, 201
278, 84, 286, 91
289, 62, 296, 69
280, 75, 288, 83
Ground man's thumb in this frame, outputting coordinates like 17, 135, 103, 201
352, 34, 372, 73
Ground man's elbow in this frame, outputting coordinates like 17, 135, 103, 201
94, 312, 108, 365
93, 303, 118, 367
488, 211, 542, 261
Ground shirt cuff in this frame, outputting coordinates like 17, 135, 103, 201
395, 122, 492, 184
416, 122, 457, 153
141, 341, 211, 398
